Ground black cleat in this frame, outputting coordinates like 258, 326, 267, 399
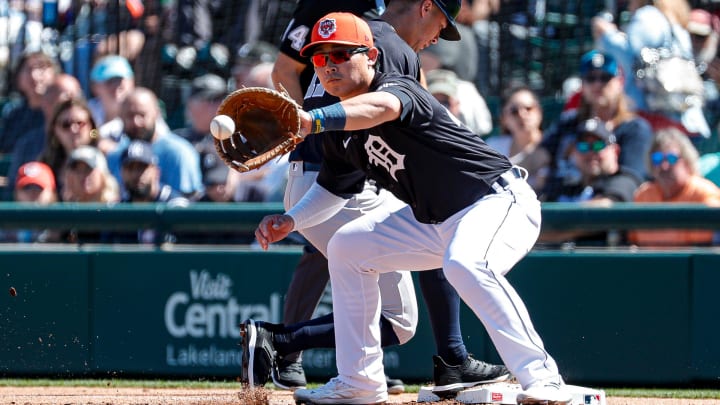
386, 375, 405, 394
432, 354, 511, 398
240, 319, 276, 387
273, 357, 307, 390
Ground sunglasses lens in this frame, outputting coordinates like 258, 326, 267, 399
651, 152, 664, 166
311, 54, 328, 68
651, 152, 680, 166
327, 50, 351, 64
60, 120, 87, 130
312, 47, 369, 68
592, 141, 607, 152
576, 142, 590, 153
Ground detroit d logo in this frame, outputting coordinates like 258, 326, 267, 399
318, 19, 336, 39
365, 135, 405, 181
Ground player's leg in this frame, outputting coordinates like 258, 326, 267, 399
274, 172, 417, 391
442, 180, 570, 403
269, 165, 327, 389
418, 270, 510, 398
298, 202, 441, 403
240, 311, 406, 389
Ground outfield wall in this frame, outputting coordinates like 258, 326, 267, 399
2, 246, 719, 386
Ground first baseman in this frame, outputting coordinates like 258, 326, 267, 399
271, 0, 508, 397
256, 11, 571, 405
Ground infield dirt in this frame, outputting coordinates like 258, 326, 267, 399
1, 386, 718, 404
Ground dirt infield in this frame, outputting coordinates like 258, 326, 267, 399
1, 386, 719, 405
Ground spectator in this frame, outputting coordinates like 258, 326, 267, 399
541, 50, 654, 199
540, 118, 643, 246
87, 55, 136, 152
107, 87, 203, 199
629, 127, 720, 247
62, 146, 120, 204
3, 73, 83, 201
38, 98, 100, 196
61, 146, 120, 244
175, 73, 228, 147
0, 49, 59, 154
9, 162, 61, 243
232, 41, 279, 89
112, 140, 189, 245
592, 0, 710, 139
485, 84, 550, 193
14, 162, 57, 206
425, 68, 492, 136
197, 153, 232, 203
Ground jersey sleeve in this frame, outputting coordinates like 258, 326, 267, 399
375, 75, 435, 127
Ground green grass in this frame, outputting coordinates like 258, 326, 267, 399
604, 388, 720, 399
2, 379, 720, 399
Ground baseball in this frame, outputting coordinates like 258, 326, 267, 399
210, 115, 235, 140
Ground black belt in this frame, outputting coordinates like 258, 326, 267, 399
491, 167, 524, 193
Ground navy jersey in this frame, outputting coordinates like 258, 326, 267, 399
291, 18, 422, 164
318, 73, 512, 224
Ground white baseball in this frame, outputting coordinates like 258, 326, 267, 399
210, 114, 235, 140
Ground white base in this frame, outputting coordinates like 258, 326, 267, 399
417, 382, 606, 404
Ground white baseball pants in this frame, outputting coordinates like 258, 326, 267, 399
284, 162, 418, 344
326, 172, 562, 394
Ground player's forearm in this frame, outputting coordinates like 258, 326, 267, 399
285, 181, 348, 230
340, 92, 402, 129
304, 92, 401, 134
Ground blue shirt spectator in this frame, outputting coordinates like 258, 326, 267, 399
106, 87, 203, 198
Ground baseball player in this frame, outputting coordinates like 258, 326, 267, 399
256, 12, 571, 405
265, 0, 509, 397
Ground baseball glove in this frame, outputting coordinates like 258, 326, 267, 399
214, 86, 303, 172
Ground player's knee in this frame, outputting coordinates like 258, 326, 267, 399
327, 230, 362, 264
442, 258, 489, 289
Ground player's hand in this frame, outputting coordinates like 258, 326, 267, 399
255, 214, 295, 250
299, 110, 312, 137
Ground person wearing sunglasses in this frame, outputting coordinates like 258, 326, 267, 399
630, 127, 720, 246
540, 50, 654, 202
36, 98, 100, 198
540, 118, 643, 246
254, 0, 509, 398
255, 12, 571, 405
2, 74, 84, 201
486, 84, 550, 193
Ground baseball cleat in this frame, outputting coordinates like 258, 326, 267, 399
293, 377, 388, 404
385, 375, 404, 394
431, 354, 511, 398
240, 319, 276, 387
516, 380, 572, 404
273, 357, 307, 390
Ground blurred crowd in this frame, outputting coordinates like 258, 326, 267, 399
1, 0, 720, 248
